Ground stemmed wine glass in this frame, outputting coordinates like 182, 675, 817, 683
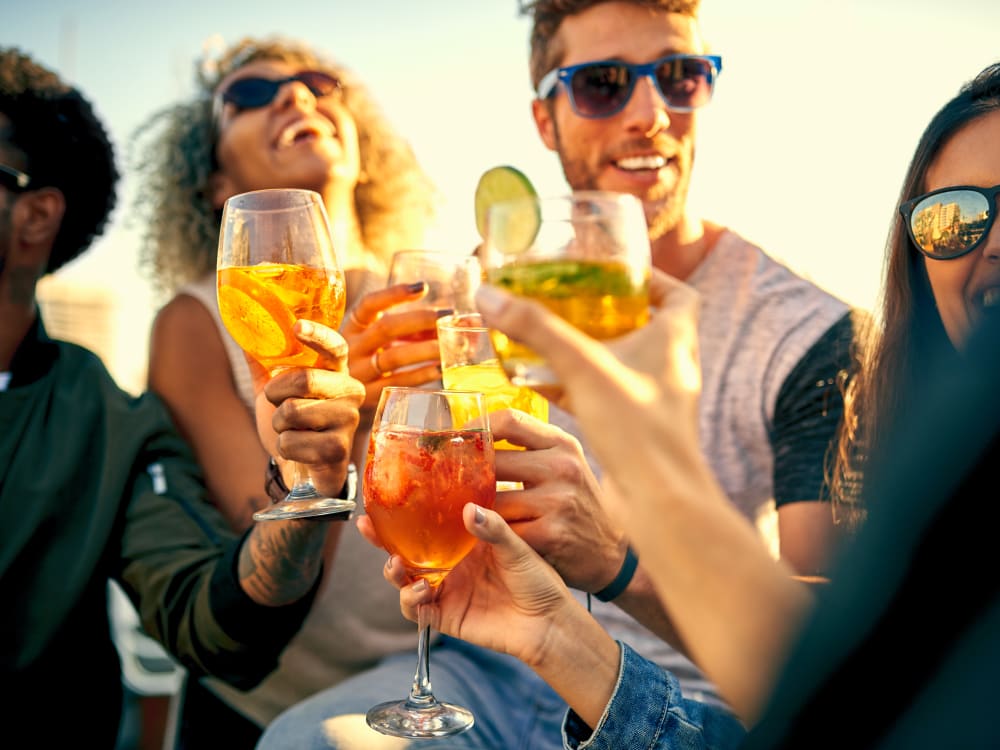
437, 311, 548, 478
216, 188, 354, 521
364, 386, 496, 738
386, 250, 481, 332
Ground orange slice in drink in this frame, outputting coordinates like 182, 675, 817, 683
217, 266, 297, 361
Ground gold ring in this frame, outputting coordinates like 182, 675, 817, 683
348, 307, 369, 329
371, 350, 388, 379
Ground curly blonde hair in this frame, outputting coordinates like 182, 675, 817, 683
130, 36, 439, 297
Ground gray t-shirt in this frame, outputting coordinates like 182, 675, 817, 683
554, 230, 853, 707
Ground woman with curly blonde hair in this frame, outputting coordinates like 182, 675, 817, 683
130, 36, 449, 747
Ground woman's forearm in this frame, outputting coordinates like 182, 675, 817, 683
603, 429, 813, 723
527, 601, 622, 730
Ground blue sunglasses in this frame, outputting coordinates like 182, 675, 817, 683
537, 54, 722, 119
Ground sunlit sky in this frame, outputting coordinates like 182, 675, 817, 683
5, 0, 999, 390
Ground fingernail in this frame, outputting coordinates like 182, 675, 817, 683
406, 281, 427, 293
474, 504, 487, 525
297, 320, 314, 336
474, 284, 508, 316
412, 579, 428, 593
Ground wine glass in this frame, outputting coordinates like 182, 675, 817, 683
364, 387, 496, 738
479, 190, 652, 401
386, 250, 481, 339
216, 188, 354, 521
436, 311, 548, 455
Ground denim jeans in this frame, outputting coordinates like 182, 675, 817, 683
258, 638, 745, 750
257, 636, 568, 750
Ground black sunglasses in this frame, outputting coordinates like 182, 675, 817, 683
0, 163, 31, 192
900, 184, 1000, 260
537, 54, 722, 119
212, 70, 342, 124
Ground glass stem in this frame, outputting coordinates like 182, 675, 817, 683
406, 604, 438, 709
286, 461, 318, 499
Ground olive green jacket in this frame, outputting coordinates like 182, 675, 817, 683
0, 317, 316, 744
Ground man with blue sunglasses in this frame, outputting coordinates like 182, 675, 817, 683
518, 0, 859, 729
513, 0, 861, 744
494, 0, 855, 743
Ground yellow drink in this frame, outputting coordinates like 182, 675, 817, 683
442, 362, 549, 451
485, 259, 649, 393
218, 262, 346, 373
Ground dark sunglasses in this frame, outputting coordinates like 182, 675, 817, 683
537, 54, 722, 119
900, 184, 1000, 260
0, 163, 31, 192
212, 70, 342, 124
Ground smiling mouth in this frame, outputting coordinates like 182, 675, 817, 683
613, 155, 668, 172
276, 121, 335, 149
981, 288, 1000, 308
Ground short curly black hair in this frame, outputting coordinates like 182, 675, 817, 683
0, 47, 119, 273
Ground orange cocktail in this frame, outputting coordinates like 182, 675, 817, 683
364, 424, 495, 587
218, 261, 346, 373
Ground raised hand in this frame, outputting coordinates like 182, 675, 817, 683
256, 320, 365, 499
489, 409, 627, 594
341, 282, 448, 416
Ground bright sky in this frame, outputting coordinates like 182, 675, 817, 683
5, 0, 999, 390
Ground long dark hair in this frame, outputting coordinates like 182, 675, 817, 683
831, 62, 1000, 527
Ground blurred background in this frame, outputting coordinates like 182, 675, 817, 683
5, 0, 999, 394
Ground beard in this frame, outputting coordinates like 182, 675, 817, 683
553, 126, 692, 242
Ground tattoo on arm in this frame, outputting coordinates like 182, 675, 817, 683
238, 521, 327, 606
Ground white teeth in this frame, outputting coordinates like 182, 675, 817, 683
615, 155, 666, 171
983, 288, 1000, 307
277, 122, 328, 148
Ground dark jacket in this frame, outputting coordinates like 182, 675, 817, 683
0, 317, 316, 746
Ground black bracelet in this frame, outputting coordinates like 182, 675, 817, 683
264, 457, 291, 503
594, 545, 639, 602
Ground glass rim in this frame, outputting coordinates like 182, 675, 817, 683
436, 311, 487, 332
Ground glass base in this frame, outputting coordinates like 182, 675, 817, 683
253, 495, 356, 521
366, 698, 474, 739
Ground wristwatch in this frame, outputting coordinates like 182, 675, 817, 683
265, 458, 358, 520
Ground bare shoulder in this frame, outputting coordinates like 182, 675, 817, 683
148, 294, 230, 389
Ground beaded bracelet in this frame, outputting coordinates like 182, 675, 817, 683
594, 545, 639, 602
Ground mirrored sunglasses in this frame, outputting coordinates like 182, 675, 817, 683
0, 163, 31, 192
537, 54, 722, 119
213, 70, 342, 124
900, 184, 1000, 260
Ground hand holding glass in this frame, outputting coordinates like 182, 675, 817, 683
216, 188, 353, 521
386, 250, 481, 334
364, 387, 496, 738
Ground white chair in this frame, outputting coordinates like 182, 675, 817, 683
108, 580, 186, 750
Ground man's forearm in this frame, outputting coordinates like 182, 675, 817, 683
238, 520, 338, 606
613, 565, 689, 654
